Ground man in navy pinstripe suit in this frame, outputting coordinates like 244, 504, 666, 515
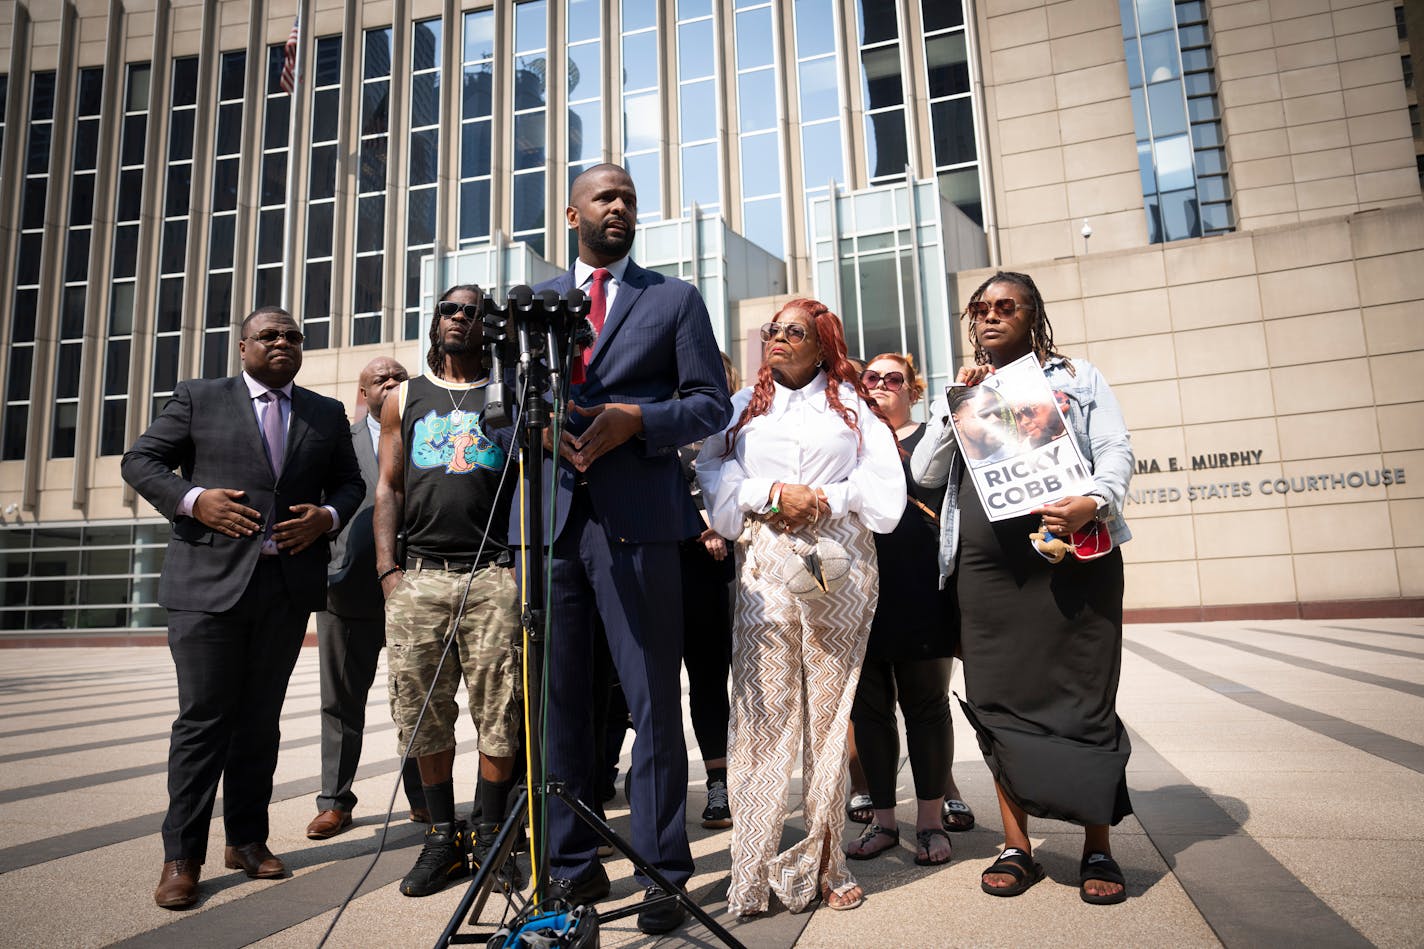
529, 164, 731, 933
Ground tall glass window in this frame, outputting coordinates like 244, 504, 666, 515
353, 27, 392, 346
677, 0, 720, 215
151, 56, 199, 423
1122, 0, 1234, 241
460, 9, 496, 248
51, 67, 104, 458
102, 63, 150, 456
0, 523, 170, 632
4, 72, 57, 460
856, 0, 909, 183
405, 17, 442, 340
204, 51, 245, 379
305, 35, 342, 351
254, 44, 291, 308
0, 74, 8, 192
621, 0, 662, 221
735, 0, 784, 257
921, 0, 981, 223
512, 1, 549, 256
567, 0, 604, 254
793, 0, 845, 199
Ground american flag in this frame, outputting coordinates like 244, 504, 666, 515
278, 17, 299, 93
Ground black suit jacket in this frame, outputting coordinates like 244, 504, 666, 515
325, 420, 383, 619
122, 376, 365, 614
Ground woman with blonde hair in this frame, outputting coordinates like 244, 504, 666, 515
697, 299, 904, 916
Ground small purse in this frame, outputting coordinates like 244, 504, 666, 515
778, 529, 852, 598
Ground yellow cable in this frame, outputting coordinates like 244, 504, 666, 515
517, 447, 540, 902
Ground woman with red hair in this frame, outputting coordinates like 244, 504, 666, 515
697, 299, 905, 916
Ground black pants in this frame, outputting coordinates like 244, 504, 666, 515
679, 542, 731, 763
162, 559, 308, 862
850, 657, 953, 808
314, 610, 425, 814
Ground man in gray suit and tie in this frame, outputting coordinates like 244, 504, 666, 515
306, 357, 429, 840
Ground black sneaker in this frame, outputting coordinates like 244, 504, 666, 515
701, 777, 732, 829
472, 821, 525, 892
400, 821, 470, 897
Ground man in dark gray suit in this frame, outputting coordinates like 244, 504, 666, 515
306, 357, 428, 840
122, 306, 364, 910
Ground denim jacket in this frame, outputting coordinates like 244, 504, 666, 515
909, 356, 1134, 583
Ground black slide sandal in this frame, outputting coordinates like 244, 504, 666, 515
1079, 852, 1127, 905
980, 847, 1044, 897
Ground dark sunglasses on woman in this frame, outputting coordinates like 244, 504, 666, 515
966, 299, 1035, 320
861, 370, 905, 392
760, 322, 809, 343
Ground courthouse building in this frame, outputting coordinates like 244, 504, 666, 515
0, 0, 1421, 639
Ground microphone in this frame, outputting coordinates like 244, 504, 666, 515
480, 296, 513, 429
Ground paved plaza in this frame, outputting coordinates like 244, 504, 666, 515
0, 618, 1420, 948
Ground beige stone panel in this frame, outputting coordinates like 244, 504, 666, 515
1265, 309, 1368, 367
1240, 211, 1305, 230
1269, 12, 1334, 47
1000, 147, 1065, 189
1054, 62, 1128, 109
1083, 210, 1152, 254
1277, 406, 1381, 460
1216, 48, 1281, 83
1048, 27, 1124, 73
90, 456, 125, 490
1004, 220, 1075, 262
1066, 171, 1143, 218
1084, 334, 1178, 386
1343, 82, 1407, 119
1114, 379, 1183, 428
987, 7, 1050, 51
1225, 101, 1287, 134
994, 77, 1058, 119
1388, 498, 1424, 543
1004, 182, 1070, 227
1276, 357, 1375, 414
1382, 449, 1424, 497
85, 487, 132, 520
1182, 415, 1283, 468
1024, 259, 1083, 302
1356, 167, 1421, 203
1339, 53, 1404, 88
1293, 549, 1399, 600
1198, 554, 1297, 603
1164, 237, 1260, 286
1044, 0, 1122, 36
1276, 38, 1339, 73
1253, 221, 1352, 273
1174, 323, 1269, 378
1289, 148, 1355, 183
1167, 274, 1261, 332
1350, 138, 1418, 175
1082, 288, 1172, 340
1130, 425, 1187, 468
1397, 547, 1424, 596
1057, 99, 1134, 144
1123, 560, 1201, 609
1277, 63, 1344, 99
1295, 175, 1360, 211
1125, 514, 1198, 562
1215, 23, 1276, 57
1363, 301, 1424, 355
1351, 206, 1424, 257
1224, 128, 1291, 163
985, 0, 1046, 14
1347, 111, 1412, 144
998, 113, 1062, 153
1282, 90, 1348, 127
1235, 184, 1301, 219
1229, 156, 1295, 190
1334, 26, 1398, 62
1331, 1, 1397, 34
1296, 204, 1361, 223
1278, 453, 1396, 506
1355, 248, 1424, 307
1220, 73, 1284, 109
990, 43, 1054, 84
1178, 368, 1276, 424
1061, 135, 1139, 181
1047, 298, 1087, 345
1213, 0, 1271, 31
1078, 246, 1165, 296
1286, 118, 1352, 155
38, 488, 82, 523
1194, 508, 1292, 558
1371, 351, 1424, 405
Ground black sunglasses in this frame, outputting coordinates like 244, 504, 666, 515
760, 322, 809, 343
966, 299, 1035, 320
246, 329, 305, 346
438, 301, 481, 319
861, 369, 905, 392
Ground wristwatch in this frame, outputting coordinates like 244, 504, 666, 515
1086, 492, 1109, 520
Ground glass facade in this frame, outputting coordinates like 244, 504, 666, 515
856, 0, 909, 183
304, 35, 342, 351
254, 44, 291, 311
1, 523, 169, 632
567, 0, 603, 180
405, 17, 443, 341
460, 9, 496, 248
1122, 0, 1234, 242
204, 51, 246, 379
735, 0, 784, 257
921, 0, 982, 225
678, 0, 720, 217
152, 56, 198, 423
621, 0, 662, 221
353, 28, 393, 346
512, 1, 549, 256
793, 0, 846, 200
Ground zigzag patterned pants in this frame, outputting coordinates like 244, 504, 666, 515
725, 515, 878, 916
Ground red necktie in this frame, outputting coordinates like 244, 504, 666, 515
583, 267, 611, 370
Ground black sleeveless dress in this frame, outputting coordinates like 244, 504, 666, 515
954, 466, 1132, 826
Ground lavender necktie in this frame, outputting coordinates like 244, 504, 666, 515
260, 390, 285, 478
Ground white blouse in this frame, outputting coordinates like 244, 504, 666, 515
696, 372, 906, 540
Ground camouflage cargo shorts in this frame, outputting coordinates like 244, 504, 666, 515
385, 562, 521, 758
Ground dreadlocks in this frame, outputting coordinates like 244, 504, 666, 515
427, 284, 485, 377
962, 270, 1074, 376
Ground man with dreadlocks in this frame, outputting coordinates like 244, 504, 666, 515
373, 284, 522, 898
911, 270, 1136, 905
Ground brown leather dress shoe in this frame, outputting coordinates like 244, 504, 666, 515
224, 842, 286, 879
154, 859, 202, 909
306, 809, 353, 840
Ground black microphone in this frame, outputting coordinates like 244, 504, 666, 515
480, 297, 513, 428
564, 287, 595, 359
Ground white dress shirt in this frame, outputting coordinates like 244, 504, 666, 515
696, 372, 906, 540
366, 412, 381, 457
573, 254, 630, 336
